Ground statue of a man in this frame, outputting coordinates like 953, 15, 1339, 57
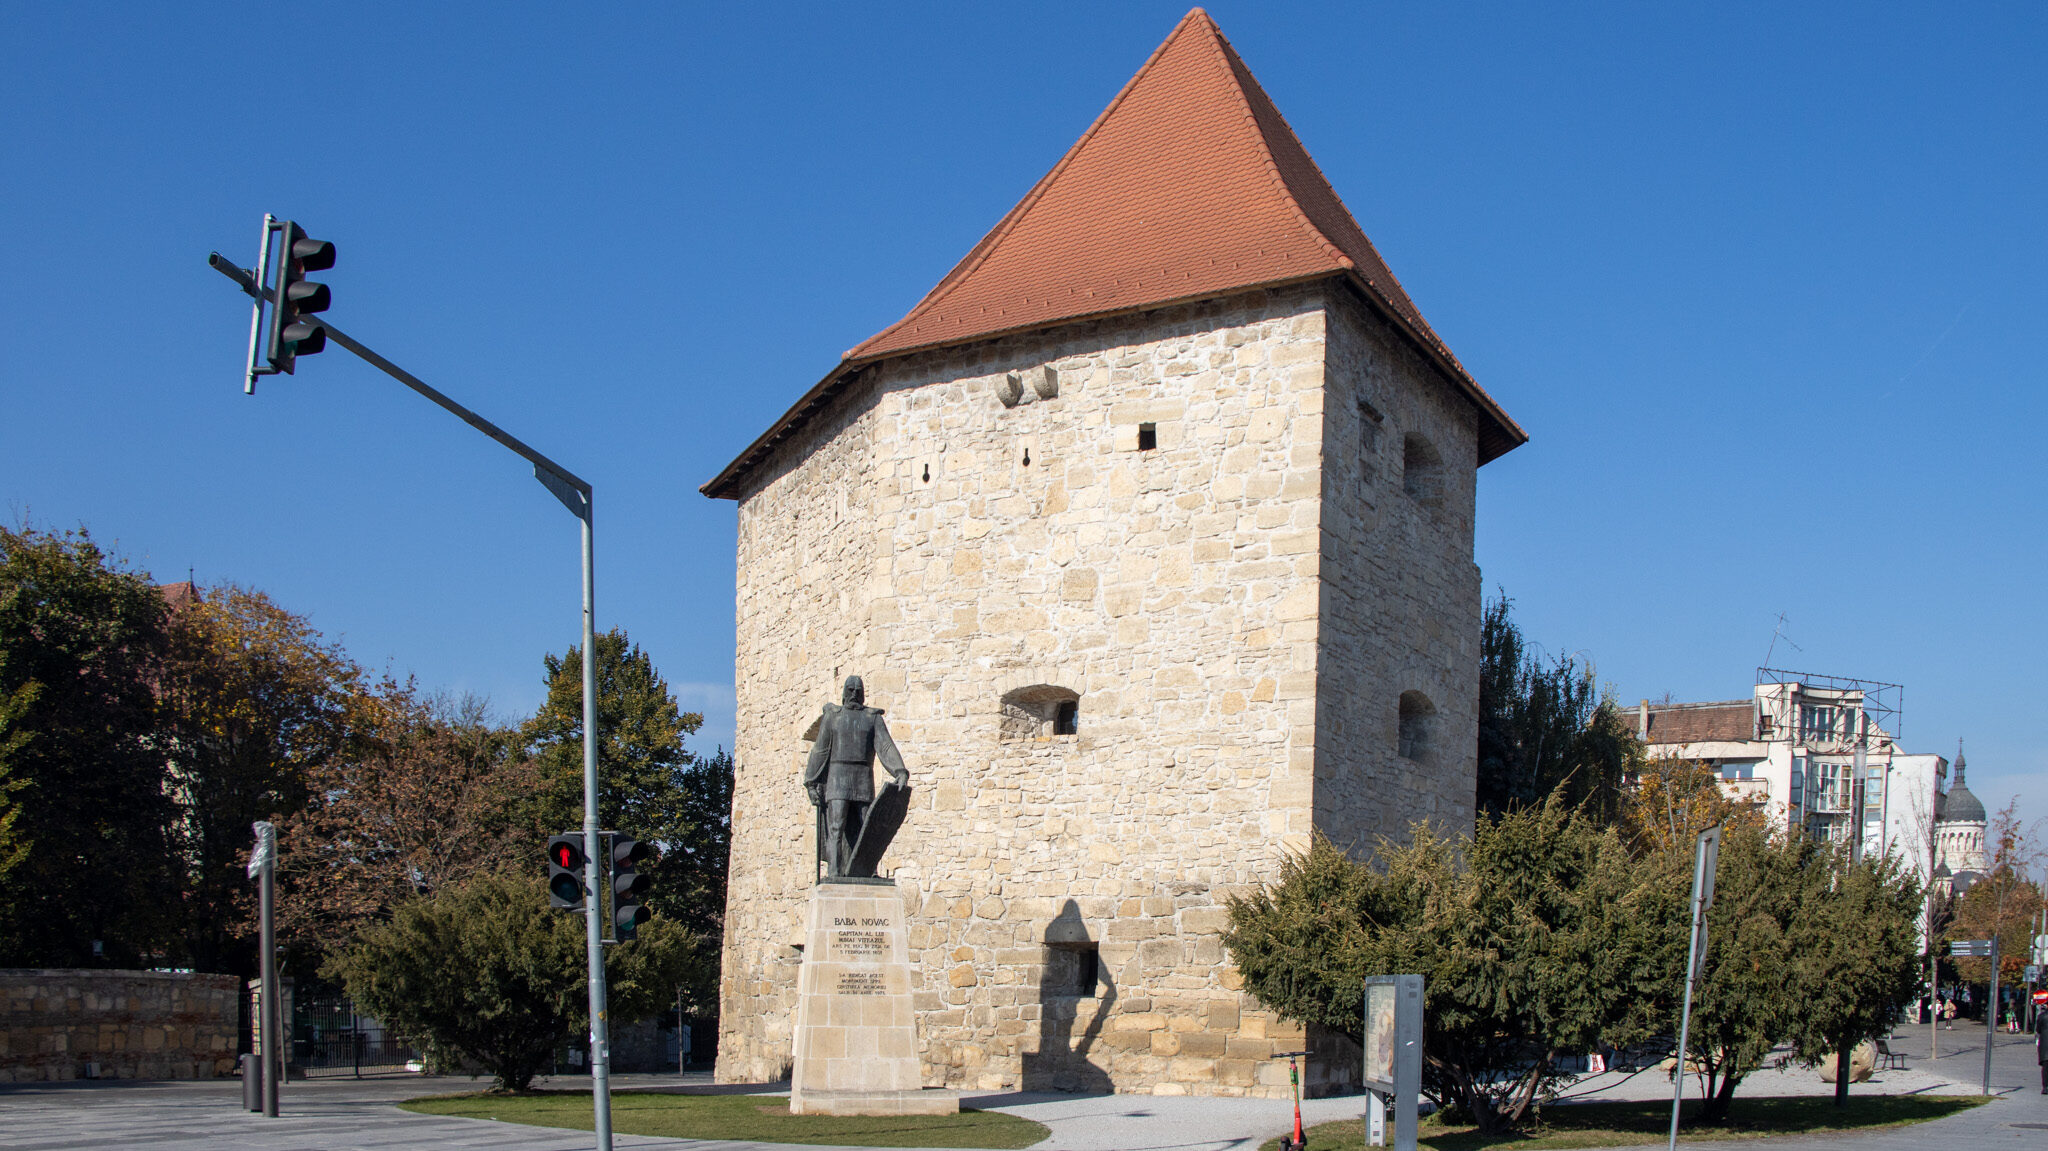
805, 676, 909, 878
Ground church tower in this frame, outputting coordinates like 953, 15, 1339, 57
703, 9, 1525, 1096
1934, 747, 1988, 889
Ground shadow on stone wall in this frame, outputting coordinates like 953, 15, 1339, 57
1020, 900, 1114, 1092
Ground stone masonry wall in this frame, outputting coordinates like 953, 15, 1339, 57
718, 283, 1483, 1097
1313, 287, 1482, 852
1, 970, 239, 1081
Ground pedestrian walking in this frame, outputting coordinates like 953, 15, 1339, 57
2035, 1003, 2048, 1094
1943, 998, 1957, 1029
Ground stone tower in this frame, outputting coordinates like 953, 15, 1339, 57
701, 9, 1524, 1097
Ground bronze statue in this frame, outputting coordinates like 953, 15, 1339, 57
805, 676, 910, 879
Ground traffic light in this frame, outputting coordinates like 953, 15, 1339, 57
266, 221, 335, 374
611, 837, 655, 941
546, 834, 586, 910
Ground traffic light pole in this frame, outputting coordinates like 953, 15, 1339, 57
578, 500, 615, 1151
209, 254, 615, 1151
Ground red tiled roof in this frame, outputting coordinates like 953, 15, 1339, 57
702, 8, 1525, 500
1640, 702, 1756, 745
158, 581, 200, 611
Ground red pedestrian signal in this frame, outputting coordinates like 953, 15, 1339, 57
547, 833, 586, 910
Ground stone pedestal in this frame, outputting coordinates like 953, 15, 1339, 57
789, 879, 957, 1116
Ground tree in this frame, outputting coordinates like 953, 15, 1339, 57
1639, 817, 1922, 1124
1477, 595, 1641, 820
1619, 753, 1771, 859
0, 525, 178, 966
1660, 823, 1808, 1123
327, 870, 694, 1091
278, 686, 544, 957
158, 583, 365, 974
1948, 800, 2045, 991
523, 629, 732, 1013
1785, 845, 1924, 1106
1224, 802, 1679, 1135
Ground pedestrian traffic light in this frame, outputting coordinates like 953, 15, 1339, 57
547, 834, 586, 911
266, 221, 334, 374
611, 837, 655, 941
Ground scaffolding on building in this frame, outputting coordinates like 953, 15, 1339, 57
1755, 666, 1904, 745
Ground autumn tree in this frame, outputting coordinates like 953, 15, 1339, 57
327, 870, 693, 1091
159, 582, 365, 973
278, 686, 544, 957
1477, 595, 1642, 820
1619, 753, 1771, 859
1948, 800, 2045, 989
0, 525, 178, 966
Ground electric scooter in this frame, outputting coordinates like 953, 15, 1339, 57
1274, 1049, 1309, 1151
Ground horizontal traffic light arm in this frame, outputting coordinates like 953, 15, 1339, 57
207, 254, 590, 516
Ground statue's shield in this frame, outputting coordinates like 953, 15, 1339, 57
848, 780, 911, 878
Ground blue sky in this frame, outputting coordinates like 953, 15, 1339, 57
4, 3, 2041, 837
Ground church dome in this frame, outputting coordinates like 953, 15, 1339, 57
1940, 751, 1986, 825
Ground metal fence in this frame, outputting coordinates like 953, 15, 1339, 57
292, 991, 421, 1077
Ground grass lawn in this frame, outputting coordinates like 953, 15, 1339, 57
400, 1090, 1051, 1148
1257, 1094, 1986, 1151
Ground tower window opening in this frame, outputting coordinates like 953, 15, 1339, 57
1402, 434, 1443, 508
1000, 685, 1081, 741
1398, 691, 1436, 763
1137, 423, 1157, 451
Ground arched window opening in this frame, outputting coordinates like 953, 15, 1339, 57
1398, 691, 1436, 763
1402, 434, 1443, 509
1000, 685, 1081, 742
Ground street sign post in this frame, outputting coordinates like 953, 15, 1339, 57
1670, 826, 1720, 1150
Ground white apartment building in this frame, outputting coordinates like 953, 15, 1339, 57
1635, 671, 1954, 895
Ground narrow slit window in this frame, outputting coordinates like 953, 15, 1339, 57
1053, 699, 1078, 736
1137, 423, 1157, 451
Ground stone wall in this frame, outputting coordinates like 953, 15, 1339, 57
1312, 285, 1482, 851
0, 970, 239, 1081
717, 283, 1484, 1097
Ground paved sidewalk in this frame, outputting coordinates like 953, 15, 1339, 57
0, 1073, 1350, 1151
0, 1030, 2040, 1151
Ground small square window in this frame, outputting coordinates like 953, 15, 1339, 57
1137, 423, 1157, 451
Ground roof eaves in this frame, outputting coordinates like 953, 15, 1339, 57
1332, 272, 1527, 464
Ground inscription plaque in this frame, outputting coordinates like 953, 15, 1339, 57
789, 880, 954, 1115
